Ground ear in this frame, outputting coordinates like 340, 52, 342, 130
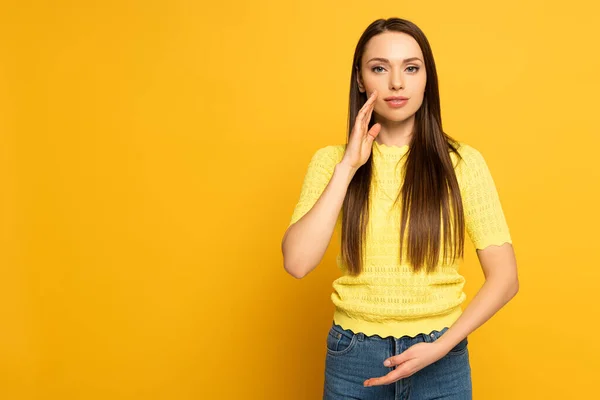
356, 66, 365, 93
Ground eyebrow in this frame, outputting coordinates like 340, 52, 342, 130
366, 57, 423, 64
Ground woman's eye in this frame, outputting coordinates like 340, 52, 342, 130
371, 66, 420, 73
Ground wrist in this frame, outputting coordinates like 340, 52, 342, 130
431, 341, 452, 358
433, 337, 456, 355
336, 161, 358, 178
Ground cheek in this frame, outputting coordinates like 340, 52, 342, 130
413, 90, 426, 105
363, 76, 386, 91
410, 83, 427, 107
408, 96, 425, 113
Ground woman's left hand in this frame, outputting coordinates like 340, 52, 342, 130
363, 341, 446, 387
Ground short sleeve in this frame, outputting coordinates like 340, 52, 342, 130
288, 145, 343, 228
459, 145, 512, 250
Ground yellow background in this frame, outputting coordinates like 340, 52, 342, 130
1, 0, 599, 399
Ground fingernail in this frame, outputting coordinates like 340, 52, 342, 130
384, 360, 391, 366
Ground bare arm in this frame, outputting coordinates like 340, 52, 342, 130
436, 146, 519, 350
433, 243, 519, 352
282, 90, 381, 279
281, 161, 356, 279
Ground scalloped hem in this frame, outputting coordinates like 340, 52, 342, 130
333, 306, 462, 339
474, 239, 512, 250
373, 140, 409, 154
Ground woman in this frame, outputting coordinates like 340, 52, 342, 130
281, 17, 519, 400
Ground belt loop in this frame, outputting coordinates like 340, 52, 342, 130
428, 330, 437, 342
422, 332, 430, 343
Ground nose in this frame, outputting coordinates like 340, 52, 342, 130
390, 68, 404, 90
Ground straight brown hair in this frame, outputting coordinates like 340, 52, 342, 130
342, 18, 465, 276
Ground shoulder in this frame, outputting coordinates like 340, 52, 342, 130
450, 140, 486, 169
310, 144, 346, 164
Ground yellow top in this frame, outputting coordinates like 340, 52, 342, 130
288, 140, 513, 338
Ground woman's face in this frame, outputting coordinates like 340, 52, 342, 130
356, 31, 427, 123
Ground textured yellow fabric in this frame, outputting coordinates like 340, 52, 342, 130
288, 140, 512, 338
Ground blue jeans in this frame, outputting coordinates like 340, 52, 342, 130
323, 321, 472, 399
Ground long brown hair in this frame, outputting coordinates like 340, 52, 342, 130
341, 18, 465, 276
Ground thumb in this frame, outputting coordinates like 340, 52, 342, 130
366, 123, 381, 142
384, 352, 408, 367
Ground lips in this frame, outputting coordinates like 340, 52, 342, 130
384, 97, 408, 108
384, 96, 408, 101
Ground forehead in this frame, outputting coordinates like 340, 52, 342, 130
362, 32, 423, 63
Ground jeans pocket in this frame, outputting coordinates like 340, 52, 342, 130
446, 336, 468, 356
426, 328, 468, 356
326, 325, 358, 356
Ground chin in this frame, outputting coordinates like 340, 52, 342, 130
380, 112, 415, 123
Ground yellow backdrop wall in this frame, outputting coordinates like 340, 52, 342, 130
1, 0, 598, 398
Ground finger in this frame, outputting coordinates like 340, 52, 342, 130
368, 89, 378, 100
365, 101, 376, 124
358, 90, 377, 117
390, 362, 415, 379
366, 123, 381, 140
364, 369, 403, 387
384, 352, 408, 367
363, 91, 378, 121
365, 362, 416, 387
368, 90, 378, 104
365, 90, 377, 109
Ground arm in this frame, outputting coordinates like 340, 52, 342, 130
282, 147, 356, 279
435, 146, 520, 352
434, 242, 519, 353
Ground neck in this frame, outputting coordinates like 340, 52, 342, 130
374, 115, 415, 147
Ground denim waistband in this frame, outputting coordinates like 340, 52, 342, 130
330, 320, 450, 343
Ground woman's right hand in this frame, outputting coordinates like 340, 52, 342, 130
340, 90, 382, 171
